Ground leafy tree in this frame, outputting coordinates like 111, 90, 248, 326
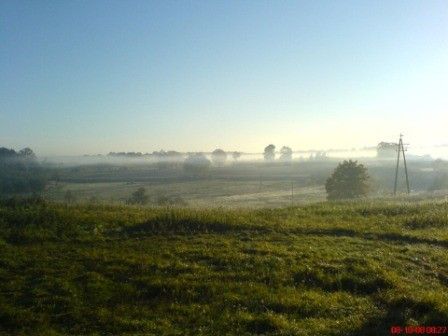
309, 151, 328, 161
211, 149, 227, 166
153, 150, 184, 170
232, 151, 242, 161
183, 153, 211, 177
377, 142, 398, 158
263, 144, 276, 161
325, 160, 370, 200
314, 151, 328, 161
127, 187, 149, 205
108, 152, 143, 158
19, 147, 36, 159
0, 147, 47, 195
0, 147, 17, 159
279, 146, 292, 162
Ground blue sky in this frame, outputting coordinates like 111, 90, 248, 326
1, 0, 447, 156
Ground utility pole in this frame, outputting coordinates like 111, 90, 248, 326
393, 134, 410, 195
291, 181, 294, 206
393, 137, 401, 195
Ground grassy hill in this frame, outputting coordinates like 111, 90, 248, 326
0, 199, 447, 335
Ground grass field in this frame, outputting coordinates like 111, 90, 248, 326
1, 198, 447, 335
43, 180, 326, 208
44, 161, 334, 208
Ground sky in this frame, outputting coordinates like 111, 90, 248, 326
1, 0, 447, 156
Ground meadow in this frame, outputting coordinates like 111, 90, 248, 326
1, 198, 447, 335
42, 159, 444, 208
3, 1, 448, 335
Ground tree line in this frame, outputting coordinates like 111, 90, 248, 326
0, 147, 47, 195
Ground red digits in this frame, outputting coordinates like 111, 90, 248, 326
395, 325, 448, 334
405, 326, 415, 334
416, 326, 426, 334
391, 326, 403, 334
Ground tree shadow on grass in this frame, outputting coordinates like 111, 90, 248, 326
293, 227, 448, 248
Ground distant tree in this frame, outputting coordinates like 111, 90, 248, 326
108, 152, 143, 158
152, 150, 184, 171
153, 150, 167, 158
64, 190, 76, 204
127, 187, 149, 205
0, 146, 47, 194
232, 151, 242, 161
325, 160, 370, 200
279, 146, 293, 162
313, 151, 328, 161
211, 149, 227, 166
19, 147, 36, 159
166, 151, 183, 159
183, 153, 211, 177
377, 142, 398, 158
0, 147, 17, 159
264, 144, 276, 161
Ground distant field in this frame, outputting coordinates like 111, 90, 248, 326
44, 180, 326, 208
1, 199, 447, 335
42, 159, 445, 208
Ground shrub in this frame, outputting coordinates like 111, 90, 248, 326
127, 187, 149, 205
325, 160, 370, 200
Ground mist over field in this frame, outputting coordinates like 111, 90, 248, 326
1, 0, 447, 335
42, 144, 448, 165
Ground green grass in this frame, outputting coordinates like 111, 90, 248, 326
43, 180, 326, 208
0, 199, 447, 335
